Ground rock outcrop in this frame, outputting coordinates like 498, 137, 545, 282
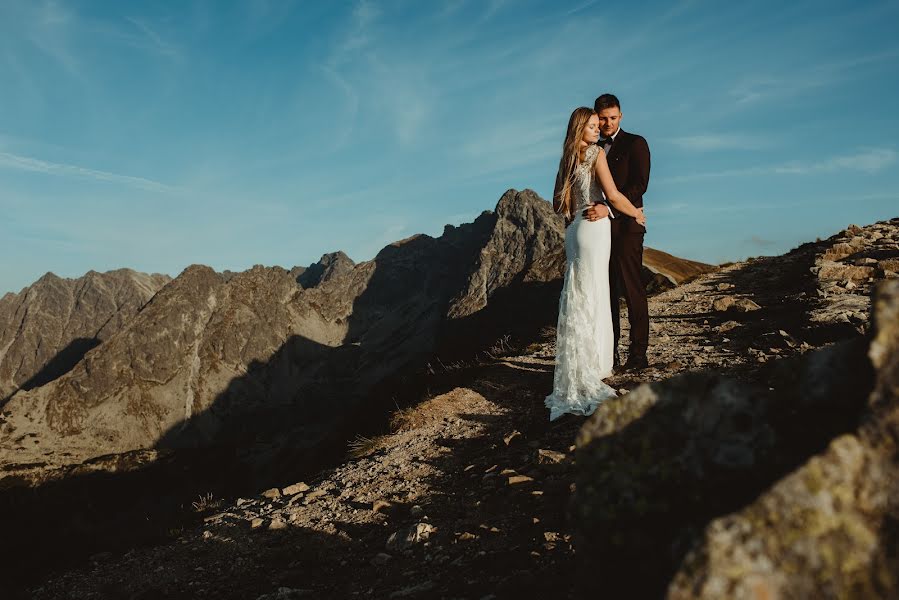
296, 251, 355, 288
573, 218, 899, 598
667, 280, 899, 599
0, 269, 170, 402
810, 220, 899, 332
447, 189, 565, 318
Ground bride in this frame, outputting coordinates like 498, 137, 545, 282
545, 107, 647, 421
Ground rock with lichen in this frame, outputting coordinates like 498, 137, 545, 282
667, 280, 899, 599
571, 275, 898, 597
572, 371, 778, 597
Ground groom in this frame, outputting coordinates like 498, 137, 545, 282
584, 93, 651, 371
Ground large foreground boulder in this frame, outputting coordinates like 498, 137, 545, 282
668, 280, 899, 599
573, 281, 897, 597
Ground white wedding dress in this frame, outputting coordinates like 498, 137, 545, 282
545, 144, 617, 421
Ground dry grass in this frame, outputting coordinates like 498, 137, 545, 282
191, 492, 221, 513
423, 335, 525, 378
424, 358, 475, 375
390, 387, 486, 433
347, 434, 389, 459
484, 334, 514, 359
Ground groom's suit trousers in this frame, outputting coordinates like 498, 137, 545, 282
609, 221, 649, 360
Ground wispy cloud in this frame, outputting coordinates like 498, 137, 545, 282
666, 133, 769, 151
478, 0, 509, 24
775, 148, 897, 175
367, 56, 434, 145
319, 66, 360, 151
0, 151, 173, 192
333, 0, 380, 59
435, 1, 466, 19
661, 148, 897, 184
459, 119, 560, 176
25, 0, 80, 76
7, 0, 183, 86
245, 0, 297, 24
565, 0, 600, 16
122, 16, 181, 59
650, 202, 690, 215
602, 0, 702, 60
729, 49, 899, 106
727, 72, 847, 107
324, 0, 434, 146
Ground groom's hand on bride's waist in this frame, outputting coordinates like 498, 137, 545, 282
583, 204, 609, 221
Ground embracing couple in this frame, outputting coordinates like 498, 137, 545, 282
545, 93, 651, 422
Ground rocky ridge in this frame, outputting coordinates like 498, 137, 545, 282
23, 218, 898, 599
0, 269, 170, 403
296, 251, 356, 288
0, 190, 565, 474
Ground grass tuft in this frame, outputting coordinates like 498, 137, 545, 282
191, 492, 221, 513
347, 434, 387, 459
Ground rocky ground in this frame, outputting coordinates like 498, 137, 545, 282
20, 219, 899, 599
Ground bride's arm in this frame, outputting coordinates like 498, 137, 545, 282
594, 149, 646, 223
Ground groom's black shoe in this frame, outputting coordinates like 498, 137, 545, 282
622, 355, 649, 372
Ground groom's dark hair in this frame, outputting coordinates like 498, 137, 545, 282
594, 94, 620, 112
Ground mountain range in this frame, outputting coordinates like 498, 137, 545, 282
0, 189, 712, 478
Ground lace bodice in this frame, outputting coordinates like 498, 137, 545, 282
572, 145, 604, 214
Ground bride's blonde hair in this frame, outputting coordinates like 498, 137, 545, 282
555, 107, 596, 220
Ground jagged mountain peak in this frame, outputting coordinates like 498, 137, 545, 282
297, 250, 356, 288
0, 269, 172, 403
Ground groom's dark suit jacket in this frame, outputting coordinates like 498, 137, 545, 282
602, 129, 650, 233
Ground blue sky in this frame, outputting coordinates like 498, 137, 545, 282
1, 0, 897, 295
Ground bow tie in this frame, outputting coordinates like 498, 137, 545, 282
599, 137, 614, 146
